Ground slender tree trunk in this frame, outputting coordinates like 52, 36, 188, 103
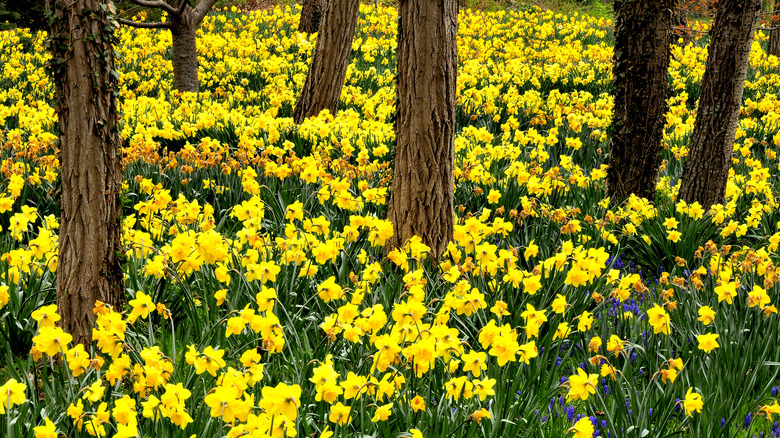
298, 0, 323, 34
49, 0, 124, 345
770, 0, 780, 57
607, 0, 674, 202
292, 0, 360, 123
171, 7, 200, 93
385, 0, 458, 259
678, 0, 761, 209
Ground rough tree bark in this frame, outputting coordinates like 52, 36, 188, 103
607, 0, 674, 202
298, 0, 323, 34
119, 0, 219, 93
170, 9, 200, 92
770, 0, 780, 57
385, 0, 458, 259
678, 0, 761, 210
48, 0, 124, 345
293, 0, 360, 123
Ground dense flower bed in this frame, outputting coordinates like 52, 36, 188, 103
1, 4, 780, 437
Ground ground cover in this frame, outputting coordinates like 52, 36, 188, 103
1, 5, 780, 437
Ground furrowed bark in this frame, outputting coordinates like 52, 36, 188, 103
607, 0, 674, 203
385, 0, 458, 259
678, 0, 761, 209
49, 0, 124, 345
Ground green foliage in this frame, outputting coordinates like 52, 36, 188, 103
531, 0, 614, 20
0, 0, 47, 30
459, 0, 512, 12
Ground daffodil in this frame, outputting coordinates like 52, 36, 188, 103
568, 416, 594, 438
329, 402, 352, 426
33, 417, 57, 438
0, 378, 26, 414
697, 305, 716, 325
647, 304, 671, 335
566, 368, 598, 401
410, 395, 426, 412
683, 387, 703, 416
697, 332, 720, 353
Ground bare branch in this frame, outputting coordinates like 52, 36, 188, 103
128, 0, 178, 15
177, 0, 188, 14
193, 0, 219, 24
118, 18, 172, 29
118, 5, 144, 18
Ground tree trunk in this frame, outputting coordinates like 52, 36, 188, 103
49, 0, 125, 345
607, 0, 674, 202
298, 0, 323, 34
117, 0, 217, 92
385, 0, 458, 259
678, 0, 761, 210
292, 0, 360, 123
770, 0, 780, 57
171, 7, 200, 93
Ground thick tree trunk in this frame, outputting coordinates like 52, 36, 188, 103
678, 0, 761, 209
607, 0, 674, 202
770, 0, 780, 57
298, 0, 323, 34
385, 0, 458, 259
49, 0, 124, 345
171, 7, 200, 93
292, 0, 360, 123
